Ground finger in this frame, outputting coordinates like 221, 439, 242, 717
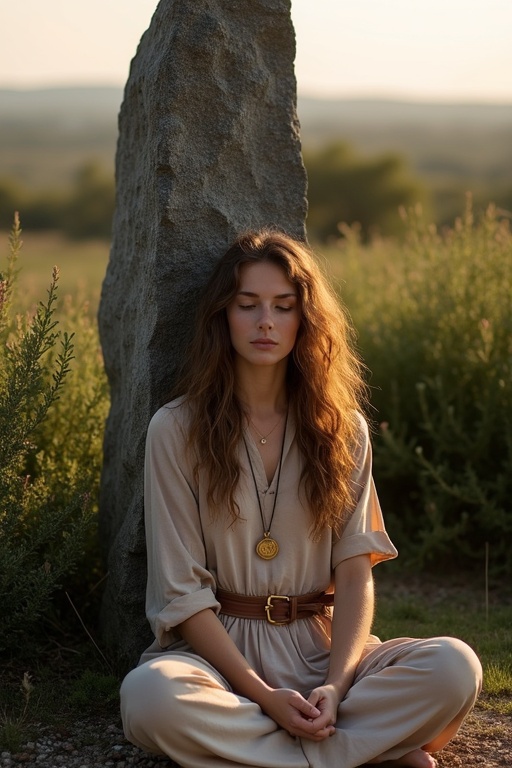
290, 712, 333, 736
307, 689, 320, 707
313, 723, 336, 738
294, 726, 335, 742
290, 714, 321, 735
293, 698, 321, 720
309, 712, 334, 731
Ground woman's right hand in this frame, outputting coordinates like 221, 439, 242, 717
179, 611, 335, 741
258, 688, 336, 741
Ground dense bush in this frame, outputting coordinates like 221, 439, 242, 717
305, 142, 429, 242
0, 161, 114, 239
0, 216, 109, 652
331, 201, 512, 575
1, 200, 510, 657
63, 163, 114, 240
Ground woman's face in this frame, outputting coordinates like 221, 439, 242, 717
226, 261, 301, 370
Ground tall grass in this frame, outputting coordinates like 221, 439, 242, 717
0, 219, 109, 652
373, 571, 512, 707
327, 200, 512, 576
0, 212, 510, 739
1, 229, 109, 306
1, 201, 510, 652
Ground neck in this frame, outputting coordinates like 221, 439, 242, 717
234, 359, 288, 418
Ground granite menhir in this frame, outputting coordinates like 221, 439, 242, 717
98, 0, 307, 667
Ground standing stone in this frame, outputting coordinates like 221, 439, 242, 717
98, 0, 307, 667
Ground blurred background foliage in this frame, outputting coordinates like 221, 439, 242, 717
0, 88, 511, 650
0, 161, 114, 239
0, 218, 108, 651
1, 89, 511, 241
304, 142, 430, 241
328, 201, 512, 575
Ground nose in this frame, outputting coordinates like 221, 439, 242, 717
257, 305, 274, 330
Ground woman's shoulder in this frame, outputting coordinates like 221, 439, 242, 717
147, 395, 194, 441
350, 410, 371, 461
354, 409, 369, 437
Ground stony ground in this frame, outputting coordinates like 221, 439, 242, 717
1, 706, 510, 768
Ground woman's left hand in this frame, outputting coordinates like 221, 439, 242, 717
304, 684, 340, 739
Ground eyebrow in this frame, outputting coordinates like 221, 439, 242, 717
237, 291, 297, 298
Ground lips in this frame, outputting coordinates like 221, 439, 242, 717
251, 338, 277, 348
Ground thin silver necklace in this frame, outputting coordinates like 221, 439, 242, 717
249, 413, 284, 444
243, 411, 288, 560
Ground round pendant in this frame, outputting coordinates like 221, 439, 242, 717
260, 438, 267, 444
256, 535, 279, 560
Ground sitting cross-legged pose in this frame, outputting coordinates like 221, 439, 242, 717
121, 229, 482, 768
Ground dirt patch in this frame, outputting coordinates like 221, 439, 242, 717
3, 706, 510, 767
436, 708, 511, 767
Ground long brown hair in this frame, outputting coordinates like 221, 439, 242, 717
175, 229, 368, 537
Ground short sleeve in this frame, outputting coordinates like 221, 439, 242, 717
144, 400, 220, 648
331, 413, 398, 569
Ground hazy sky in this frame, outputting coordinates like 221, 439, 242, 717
1, 0, 511, 101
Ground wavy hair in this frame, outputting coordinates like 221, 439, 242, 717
174, 229, 368, 537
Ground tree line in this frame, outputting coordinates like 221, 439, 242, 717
0, 162, 114, 239
1, 145, 511, 241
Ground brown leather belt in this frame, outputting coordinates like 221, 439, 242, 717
216, 588, 334, 625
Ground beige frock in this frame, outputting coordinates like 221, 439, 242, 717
121, 398, 482, 768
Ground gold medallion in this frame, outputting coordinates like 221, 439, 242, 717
256, 534, 279, 560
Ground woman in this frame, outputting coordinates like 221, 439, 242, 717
121, 230, 481, 768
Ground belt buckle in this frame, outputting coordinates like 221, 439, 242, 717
265, 594, 290, 625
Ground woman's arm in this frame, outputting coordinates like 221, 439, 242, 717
326, 552, 374, 698
178, 608, 333, 740
306, 553, 374, 733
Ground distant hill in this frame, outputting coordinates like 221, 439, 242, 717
0, 87, 118, 188
298, 96, 512, 186
1, 86, 511, 189
0, 86, 122, 121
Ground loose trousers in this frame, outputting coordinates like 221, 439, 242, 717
120, 635, 482, 768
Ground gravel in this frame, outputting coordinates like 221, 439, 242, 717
0, 718, 178, 768
2, 709, 510, 767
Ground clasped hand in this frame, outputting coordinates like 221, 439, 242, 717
261, 685, 339, 741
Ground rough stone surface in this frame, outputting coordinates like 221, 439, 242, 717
98, 0, 307, 667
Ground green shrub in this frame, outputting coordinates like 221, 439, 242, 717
0, 161, 115, 238
330, 200, 512, 574
0, 216, 109, 652
304, 142, 430, 242
62, 162, 115, 240
67, 669, 119, 710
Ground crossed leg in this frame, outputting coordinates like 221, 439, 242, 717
121, 636, 482, 768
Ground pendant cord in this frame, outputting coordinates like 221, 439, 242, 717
243, 410, 288, 536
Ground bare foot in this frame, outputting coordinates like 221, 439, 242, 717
378, 748, 437, 768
